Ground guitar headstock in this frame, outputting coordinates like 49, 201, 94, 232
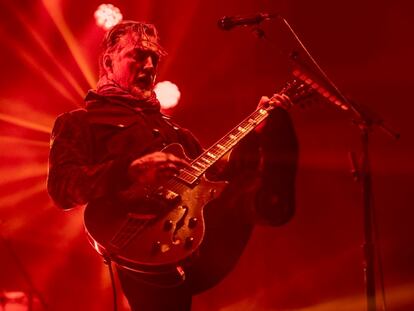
267, 77, 315, 110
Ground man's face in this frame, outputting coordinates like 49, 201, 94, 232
106, 33, 159, 98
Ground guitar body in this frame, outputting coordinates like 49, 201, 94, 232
84, 143, 228, 273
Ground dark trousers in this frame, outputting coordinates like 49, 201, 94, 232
117, 268, 192, 311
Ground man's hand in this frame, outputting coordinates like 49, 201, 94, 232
257, 93, 293, 110
128, 151, 189, 186
255, 94, 293, 134
120, 152, 189, 201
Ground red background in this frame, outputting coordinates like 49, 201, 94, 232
0, 0, 413, 310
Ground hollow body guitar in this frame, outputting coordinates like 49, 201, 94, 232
84, 78, 311, 276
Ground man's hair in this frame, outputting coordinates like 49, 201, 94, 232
98, 20, 166, 77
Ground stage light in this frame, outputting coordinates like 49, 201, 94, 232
94, 4, 123, 30
154, 81, 181, 110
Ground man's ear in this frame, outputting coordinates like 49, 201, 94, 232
103, 54, 112, 73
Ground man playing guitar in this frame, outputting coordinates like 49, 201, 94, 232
47, 20, 298, 311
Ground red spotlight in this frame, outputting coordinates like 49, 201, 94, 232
94, 4, 123, 30
154, 81, 181, 110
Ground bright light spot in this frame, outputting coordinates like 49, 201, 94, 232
94, 4, 123, 30
154, 81, 181, 109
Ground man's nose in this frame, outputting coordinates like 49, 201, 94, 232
143, 56, 154, 70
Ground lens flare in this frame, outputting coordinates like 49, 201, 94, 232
154, 81, 181, 109
94, 4, 123, 30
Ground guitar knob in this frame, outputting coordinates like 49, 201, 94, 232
153, 241, 171, 253
188, 217, 198, 228
172, 238, 181, 245
163, 220, 173, 231
185, 237, 194, 248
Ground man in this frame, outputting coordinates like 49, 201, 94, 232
47, 21, 298, 311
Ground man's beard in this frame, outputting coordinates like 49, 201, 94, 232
130, 84, 153, 100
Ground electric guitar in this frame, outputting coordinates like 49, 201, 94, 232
84, 76, 313, 277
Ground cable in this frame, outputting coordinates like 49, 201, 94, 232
103, 257, 118, 311
370, 195, 388, 311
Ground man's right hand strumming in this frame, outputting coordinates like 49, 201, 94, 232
129, 151, 189, 185
120, 152, 189, 201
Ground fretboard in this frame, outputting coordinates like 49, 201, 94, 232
177, 104, 274, 185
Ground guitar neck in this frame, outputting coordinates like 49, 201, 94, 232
177, 104, 275, 185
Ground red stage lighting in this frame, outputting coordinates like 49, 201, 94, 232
94, 4, 123, 30
154, 81, 181, 110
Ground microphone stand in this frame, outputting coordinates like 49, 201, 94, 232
227, 14, 400, 311
280, 16, 400, 311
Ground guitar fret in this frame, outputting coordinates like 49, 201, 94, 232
194, 161, 206, 168
207, 152, 217, 159
179, 170, 198, 183
200, 157, 212, 164
180, 176, 194, 183
181, 169, 198, 177
215, 148, 225, 156
228, 136, 238, 143
242, 123, 253, 131
190, 165, 202, 172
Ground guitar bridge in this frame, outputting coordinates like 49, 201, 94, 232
155, 187, 181, 205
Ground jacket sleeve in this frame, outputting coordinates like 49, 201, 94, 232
47, 111, 132, 210
254, 107, 298, 226
225, 107, 299, 226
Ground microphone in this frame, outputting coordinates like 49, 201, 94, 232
218, 13, 277, 30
